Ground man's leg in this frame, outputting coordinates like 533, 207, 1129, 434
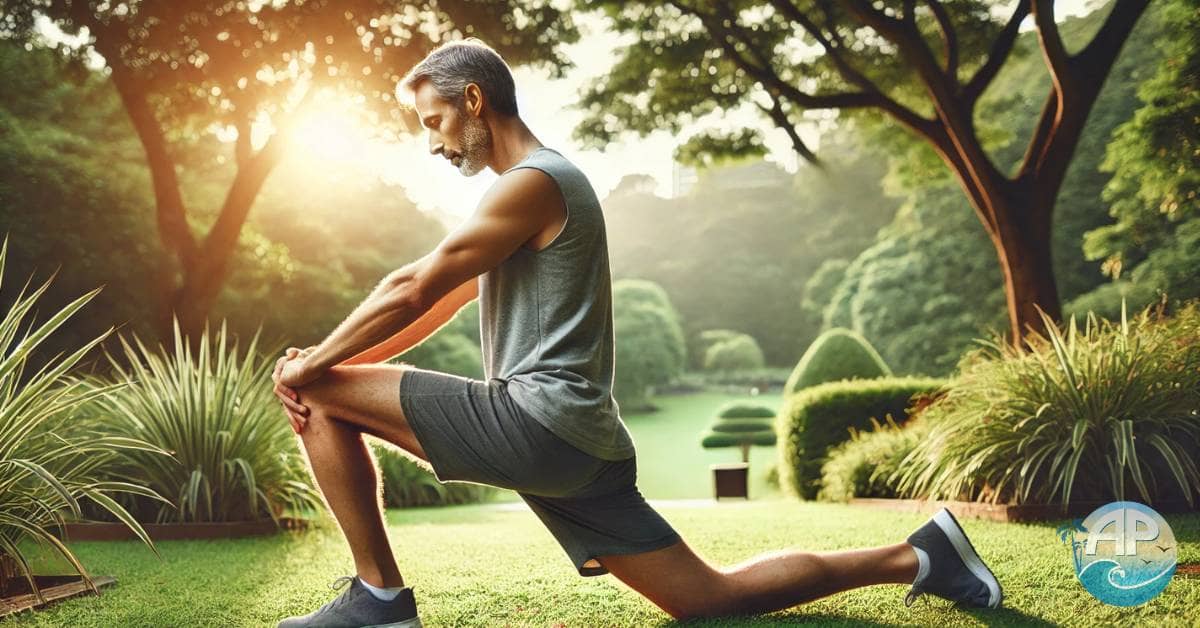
285, 364, 427, 590
595, 538, 918, 620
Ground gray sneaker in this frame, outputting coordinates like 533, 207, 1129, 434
277, 576, 423, 628
904, 508, 1003, 609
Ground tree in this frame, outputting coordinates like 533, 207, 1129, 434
700, 401, 777, 463
574, 0, 1152, 344
612, 279, 686, 411
0, 1, 578, 346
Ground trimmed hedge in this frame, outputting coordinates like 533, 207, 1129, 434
776, 377, 946, 499
783, 328, 892, 396
700, 401, 777, 462
715, 401, 777, 419
819, 416, 933, 502
703, 333, 766, 371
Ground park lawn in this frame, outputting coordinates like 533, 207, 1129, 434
8, 500, 1198, 627
489, 390, 787, 504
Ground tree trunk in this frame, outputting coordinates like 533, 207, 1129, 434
990, 194, 1062, 343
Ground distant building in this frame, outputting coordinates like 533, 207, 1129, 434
672, 161, 698, 198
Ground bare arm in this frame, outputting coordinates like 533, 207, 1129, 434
297, 167, 560, 380
339, 278, 478, 366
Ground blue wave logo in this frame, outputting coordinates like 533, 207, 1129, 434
1058, 501, 1177, 607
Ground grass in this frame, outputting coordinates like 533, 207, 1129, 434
9, 500, 1199, 626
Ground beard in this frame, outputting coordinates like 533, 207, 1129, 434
455, 113, 492, 177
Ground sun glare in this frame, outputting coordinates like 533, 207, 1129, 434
290, 99, 373, 164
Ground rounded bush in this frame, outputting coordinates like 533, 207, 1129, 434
784, 328, 892, 396
716, 401, 777, 419
777, 377, 945, 499
703, 334, 766, 371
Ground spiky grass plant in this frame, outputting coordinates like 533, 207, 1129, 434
0, 236, 169, 603
370, 442, 497, 508
895, 301, 1200, 506
73, 318, 323, 523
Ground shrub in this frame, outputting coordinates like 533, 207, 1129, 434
75, 319, 323, 523
703, 333, 766, 371
397, 332, 483, 379
784, 328, 892, 396
895, 303, 1200, 507
0, 237, 168, 601
613, 280, 686, 411
700, 401, 777, 462
777, 377, 946, 499
819, 416, 933, 502
371, 443, 498, 507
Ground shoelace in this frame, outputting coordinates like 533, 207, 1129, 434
313, 575, 357, 614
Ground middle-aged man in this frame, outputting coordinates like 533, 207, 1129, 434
270, 38, 1002, 628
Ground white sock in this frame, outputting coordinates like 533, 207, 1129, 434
911, 545, 931, 586
359, 576, 405, 601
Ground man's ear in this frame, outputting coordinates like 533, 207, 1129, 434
463, 83, 484, 117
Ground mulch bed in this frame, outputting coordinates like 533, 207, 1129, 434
61, 516, 309, 541
848, 497, 1197, 523
0, 575, 116, 618
1176, 563, 1200, 578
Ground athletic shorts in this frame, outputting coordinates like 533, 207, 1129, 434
398, 366, 682, 577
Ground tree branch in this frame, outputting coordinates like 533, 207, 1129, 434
962, 0, 1030, 107
926, 0, 959, 81
756, 95, 823, 168
1030, 0, 1076, 96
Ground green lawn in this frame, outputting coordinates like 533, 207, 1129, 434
10, 500, 1198, 626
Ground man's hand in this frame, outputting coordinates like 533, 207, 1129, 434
273, 346, 316, 434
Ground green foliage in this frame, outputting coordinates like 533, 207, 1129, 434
784, 328, 892, 395
801, 258, 849, 321
700, 401, 776, 462
612, 280, 686, 411
370, 443, 496, 508
820, 184, 1009, 376
1077, 0, 1200, 311
392, 304, 484, 379
605, 140, 897, 367
0, 238, 168, 601
703, 333, 765, 372
777, 377, 946, 500
895, 303, 1200, 507
715, 401, 777, 420
74, 319, 323, 523
819, 416, 932, 502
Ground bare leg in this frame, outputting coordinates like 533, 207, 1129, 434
286, 365, 429, 590
596, 538, 918, 620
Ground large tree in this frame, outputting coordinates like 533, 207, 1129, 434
0, 0, 577, 345
574, 0, 1151, 342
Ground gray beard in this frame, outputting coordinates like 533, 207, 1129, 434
457, 115, 492, 177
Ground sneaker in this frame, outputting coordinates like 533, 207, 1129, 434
904, 508, 1003, 609
277, 575, 423, 628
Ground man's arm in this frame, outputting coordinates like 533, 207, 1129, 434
339, 278, 478, 366
298, 167, 561, 379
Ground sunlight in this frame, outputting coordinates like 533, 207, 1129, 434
290, 98, 372, 164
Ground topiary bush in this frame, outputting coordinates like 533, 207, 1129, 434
613, 279, 686, 411
371, 443, 498, 508
777, 376, 946, 499
703, 333, 766, 371
784, 328, 892, 396
819, 416, 933, 502
700, 401, 777, 463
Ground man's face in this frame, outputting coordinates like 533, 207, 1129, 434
413, 81, 492, 177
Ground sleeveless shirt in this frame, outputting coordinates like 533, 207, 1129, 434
477, 146, 636, 461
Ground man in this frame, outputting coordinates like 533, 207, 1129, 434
270, 38, 1003, 628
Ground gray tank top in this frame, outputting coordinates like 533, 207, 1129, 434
477, 146, 636, 461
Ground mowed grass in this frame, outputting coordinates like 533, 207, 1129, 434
9, 500, 1199, 627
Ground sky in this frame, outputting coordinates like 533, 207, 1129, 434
37, 0, 1102, 225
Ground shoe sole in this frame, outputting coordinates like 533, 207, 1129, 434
932, 509, 1003, 608
364, 618, 423, 628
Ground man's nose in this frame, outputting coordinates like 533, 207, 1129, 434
429, 136, 444, 156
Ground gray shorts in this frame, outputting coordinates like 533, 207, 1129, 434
398, 366, 682, 577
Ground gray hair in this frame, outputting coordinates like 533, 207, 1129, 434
397, 38, 519, 117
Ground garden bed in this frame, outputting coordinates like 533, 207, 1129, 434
0, 575, 116, 618
61, 517, 309, 542
848, 497, 1197, 523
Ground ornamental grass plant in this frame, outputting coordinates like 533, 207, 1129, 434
0, 236, 168, 602
895, 302, 1200, 507
72, 319, 323, 524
